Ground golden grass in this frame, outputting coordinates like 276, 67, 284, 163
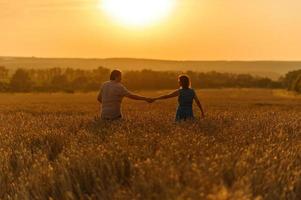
273, 90, 301, 99
0, 89, 300, 200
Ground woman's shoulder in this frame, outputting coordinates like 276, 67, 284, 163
185, 88, 195, 92
179, 88, 195, 94
187, 88, 196, 96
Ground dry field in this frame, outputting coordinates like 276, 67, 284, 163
0, 89, 300, 200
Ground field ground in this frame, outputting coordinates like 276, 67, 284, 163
0, 89, 300, 199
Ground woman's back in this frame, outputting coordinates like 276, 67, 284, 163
176, 88, 195, 121
178, 88, 195, 107
154, 74, 205, 120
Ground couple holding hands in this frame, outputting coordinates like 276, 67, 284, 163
97, 70, 205, 121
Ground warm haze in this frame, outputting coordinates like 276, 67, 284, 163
1, 1, 301, 199
1, 0, 301, 60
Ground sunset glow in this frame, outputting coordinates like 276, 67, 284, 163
1, 0, 301, 59
101, 0, 175, 27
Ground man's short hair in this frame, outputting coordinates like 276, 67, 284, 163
110, 70, 122, 80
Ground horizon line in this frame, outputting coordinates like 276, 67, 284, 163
1, 56, 301, 62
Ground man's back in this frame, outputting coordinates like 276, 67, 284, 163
100, 81, 130, 119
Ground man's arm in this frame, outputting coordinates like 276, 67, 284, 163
155, 90, 179, 100
125, 93, 153, 103
194, 95, 205, 118
120, 84, 153, 103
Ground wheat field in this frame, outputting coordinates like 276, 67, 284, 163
0, 89, 300, 200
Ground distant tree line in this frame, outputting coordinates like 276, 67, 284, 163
0, 66, 110, 93
281, 69, 301, 93
123, 70, 282, 90
0, 66, 295, 93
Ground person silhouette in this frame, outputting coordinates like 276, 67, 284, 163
153, 75, 205, 121
97, 70, 153, 120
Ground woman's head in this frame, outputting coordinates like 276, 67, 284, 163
178, 75, 191, 89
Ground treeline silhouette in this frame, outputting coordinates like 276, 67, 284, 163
282, 69, 301, 93
0, 66, 290, 93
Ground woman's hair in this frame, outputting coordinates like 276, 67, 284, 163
178, 75, 191, 89
110, 70, 122, 80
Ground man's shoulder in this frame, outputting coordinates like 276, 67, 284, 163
101, 81, 112, 88
102, 81, 111, 85
116, 82, 126, 87
102, 81, 126, 89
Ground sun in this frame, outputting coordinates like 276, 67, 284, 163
101, 0, 175, 27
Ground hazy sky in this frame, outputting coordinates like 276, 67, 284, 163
1, 0, 301, 60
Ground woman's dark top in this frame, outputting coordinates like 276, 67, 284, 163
176, 88, 195, 121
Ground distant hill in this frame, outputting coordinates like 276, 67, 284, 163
1, 57, 301, 79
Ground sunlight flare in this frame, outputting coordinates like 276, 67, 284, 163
101, 0, 175, 27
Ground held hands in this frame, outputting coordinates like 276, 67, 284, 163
146, 97, 156, 103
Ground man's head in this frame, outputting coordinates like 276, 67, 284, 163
110, 70, 122, 82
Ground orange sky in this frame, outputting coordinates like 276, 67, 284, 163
1, 0, 301, 60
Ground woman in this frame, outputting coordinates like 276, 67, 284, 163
154, 75, 205, 121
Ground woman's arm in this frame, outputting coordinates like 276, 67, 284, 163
194, 94, 205, 118
155, 90, 179, 100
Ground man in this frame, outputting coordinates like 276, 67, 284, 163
97, 70, 153, 120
